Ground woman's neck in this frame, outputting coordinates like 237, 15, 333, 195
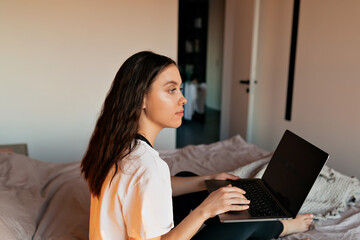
138, 110, 162, 146
136, 128, 159, 147
135, 134, 153, 148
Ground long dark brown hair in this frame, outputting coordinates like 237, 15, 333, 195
81, 51, 176, 197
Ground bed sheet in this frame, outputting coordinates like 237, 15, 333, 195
1, 134, 359, 240
0, 153, 89, 240
160, 134, 271, 176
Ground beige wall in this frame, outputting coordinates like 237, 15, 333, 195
0, 0, 178, 162
250, 0, 360, 178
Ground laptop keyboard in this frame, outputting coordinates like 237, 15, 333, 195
230, 180, 286, 217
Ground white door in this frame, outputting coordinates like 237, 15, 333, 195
220, 0, 256, 140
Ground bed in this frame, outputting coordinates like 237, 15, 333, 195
1, 135, 359, 239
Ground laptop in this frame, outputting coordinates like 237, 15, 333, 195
205, 130, 329, 222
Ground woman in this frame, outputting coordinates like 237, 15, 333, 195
81, 51, 313, 240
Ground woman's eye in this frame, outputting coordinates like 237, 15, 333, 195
169, 88, 176, 93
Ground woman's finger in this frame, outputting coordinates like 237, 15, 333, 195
223, 197, 250, 206
217, 189, 249, 203
229, 204, 250, 212
213, 172, 240, 180
221, 185, 246, 195
233, 196, 250, 204
225, 174, 241, 180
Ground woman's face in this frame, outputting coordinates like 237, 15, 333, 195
142, 64, 187, 131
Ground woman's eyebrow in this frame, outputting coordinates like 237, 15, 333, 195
163, 80, 182, 86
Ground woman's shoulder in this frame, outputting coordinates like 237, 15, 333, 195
110, 142, 171, 195
121, 141, 169, 177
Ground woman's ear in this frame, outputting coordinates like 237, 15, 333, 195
142, 96, 147, 110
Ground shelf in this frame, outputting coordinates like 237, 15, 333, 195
178, 0, 209, 83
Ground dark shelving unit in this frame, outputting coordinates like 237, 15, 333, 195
178, 0, 209, 83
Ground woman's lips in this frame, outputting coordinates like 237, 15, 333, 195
175, 110, 184, 117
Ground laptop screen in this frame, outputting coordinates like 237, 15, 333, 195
262, 130, 328, 217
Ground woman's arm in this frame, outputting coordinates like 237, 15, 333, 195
161, 205, 207, 240
171, 172, 240, 196
162, 185, 250, 240
129, 173, 244, 240
130, 182, 249, 240
129, 207, 207, 240
171, 175, 207, 196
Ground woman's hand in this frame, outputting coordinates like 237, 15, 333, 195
196, 184, 250, 220
208, 172, 240, 181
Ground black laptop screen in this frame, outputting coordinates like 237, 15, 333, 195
262, 130, 328, 217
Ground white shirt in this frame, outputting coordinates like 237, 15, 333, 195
89, 141, 174, 240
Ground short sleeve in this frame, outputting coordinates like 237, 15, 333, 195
122, 168, 174, 239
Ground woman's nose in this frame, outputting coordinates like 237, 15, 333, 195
180, 94, 187, 106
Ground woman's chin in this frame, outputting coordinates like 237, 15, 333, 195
169, 120, 183, 129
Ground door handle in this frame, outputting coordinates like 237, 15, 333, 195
239, 80, 257, 93
239, 80, 250, 85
